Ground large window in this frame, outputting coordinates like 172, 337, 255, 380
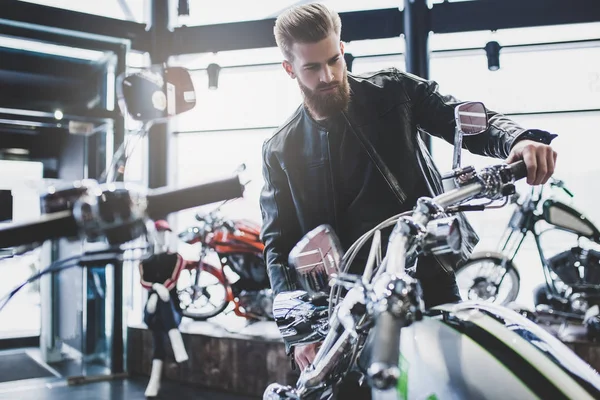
428, 44, 600, 114
174, 66, 302, 132
427, 39, 600, 305
0, 161, 44, 339
169, 23, 599, 308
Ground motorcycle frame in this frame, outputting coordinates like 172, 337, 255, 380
494, 184, 597, 302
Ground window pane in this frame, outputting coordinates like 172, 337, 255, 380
171, 48, 283, 69
345, 38, 405, 58
352, 54, 405, 74
174, 129, 272, 258
20, 0, 147, 23
429, 44, 600, 113
174, 66, 302, 132
0, 160, 45, 338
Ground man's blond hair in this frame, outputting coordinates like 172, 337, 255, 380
274, 3, 342, 61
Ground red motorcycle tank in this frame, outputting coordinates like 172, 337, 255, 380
209, 219, 264, 254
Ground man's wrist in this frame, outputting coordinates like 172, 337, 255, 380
512, 129, 557, 148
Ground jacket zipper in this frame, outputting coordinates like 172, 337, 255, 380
341, 112, 408, 204
325, 131, 339, 232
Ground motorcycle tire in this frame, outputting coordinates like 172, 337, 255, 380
454, 252, 520, 306
177, 268, 230, 321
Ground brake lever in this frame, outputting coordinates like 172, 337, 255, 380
446, 196, 510, 213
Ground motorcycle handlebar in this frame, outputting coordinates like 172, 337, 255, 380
509, 160, 527, 181
146, 176, 243, 220
0, 176, 244, 249
0, 211, 78, 249
434, 161, 526, 210
367, 310, 406, 390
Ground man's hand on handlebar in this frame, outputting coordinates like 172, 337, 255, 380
506, 140, 557, 186
294, 342, 322, 371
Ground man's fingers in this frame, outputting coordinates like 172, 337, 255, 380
522, 146, 537, 185
295, 353, 307, 370
506, 151, 517, 164
534, 150, 548, 185
543, 146, 556, 184
295, 343, 321, 371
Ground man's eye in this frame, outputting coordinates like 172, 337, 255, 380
306, 65, 319, 71
329, 58, 340, 65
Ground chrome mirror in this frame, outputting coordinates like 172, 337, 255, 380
452, 101, 488, 170
288, 225, 343, 295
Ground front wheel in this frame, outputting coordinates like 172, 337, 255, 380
455, 253, 520, 305
177, 266, 230, 320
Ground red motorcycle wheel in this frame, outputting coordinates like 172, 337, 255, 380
176, 263, 231, 320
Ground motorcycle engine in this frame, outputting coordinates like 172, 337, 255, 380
547, 247, 600, 286
547, 246, 600, 312
237, 289, 274, 320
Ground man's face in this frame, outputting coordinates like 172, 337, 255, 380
283, 32, 350, 120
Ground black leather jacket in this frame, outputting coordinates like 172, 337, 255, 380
259, 68, 539, 295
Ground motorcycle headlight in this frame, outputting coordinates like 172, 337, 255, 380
423, 217, 462, 255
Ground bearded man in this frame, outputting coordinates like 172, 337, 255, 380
259, 2, 557, 375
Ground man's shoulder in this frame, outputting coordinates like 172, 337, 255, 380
349, 67, 428, 91
263, 105, 304, 152
350, 67, 414, 81
348, 67, 426, 110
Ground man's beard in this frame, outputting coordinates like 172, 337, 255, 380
298, 69, 350, 120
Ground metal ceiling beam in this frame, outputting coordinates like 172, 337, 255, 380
172, 0, 598, 55
173, 8, 403, 54
0, 0, 150, 52
431, 0, 599, 34
0, 48, 103, 80
0, 0, 595, 57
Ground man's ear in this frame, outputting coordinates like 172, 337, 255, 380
340, 41, 345, 55
282, 60, 296, 79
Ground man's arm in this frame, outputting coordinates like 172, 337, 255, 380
403, 72, 557, 184
259, 140, 301, 296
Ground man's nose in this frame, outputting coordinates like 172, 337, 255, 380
320, 66, 334, 84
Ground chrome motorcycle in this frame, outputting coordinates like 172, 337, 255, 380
454, 174, 600, 335
264, 102, 600, 400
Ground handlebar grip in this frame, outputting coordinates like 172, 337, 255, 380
146, 176, 244, 219
0, 211, 78, 248
508, 160, 527, 181
367, 310, 405, 390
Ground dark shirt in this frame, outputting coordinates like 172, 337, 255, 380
319, 114, 431, 275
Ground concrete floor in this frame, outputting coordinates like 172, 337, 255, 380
0, 375, 260, 400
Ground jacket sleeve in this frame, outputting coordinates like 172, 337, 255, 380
259, 140, 301, 296
402, 71, 530, 159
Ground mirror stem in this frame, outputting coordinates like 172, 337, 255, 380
452, 126, 463, 170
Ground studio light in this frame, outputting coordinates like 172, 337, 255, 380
207, 63, 221, 90
54, 109, 63, 120
485, 41, 501, 71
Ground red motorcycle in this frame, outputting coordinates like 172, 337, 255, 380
176, 206, 273, 321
